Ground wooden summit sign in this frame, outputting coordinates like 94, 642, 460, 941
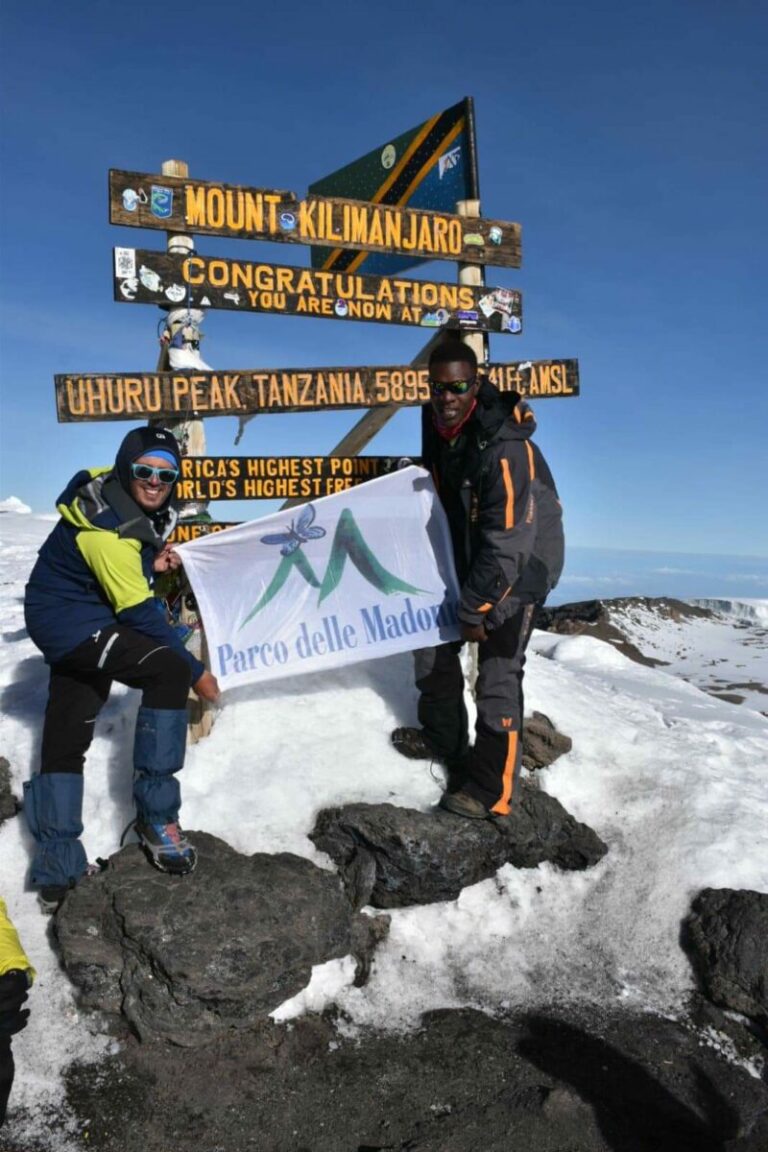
175, 456, 406, 502
56, 360, 579, 421
113, 248, 523, 333
169, 521, 240, 544
109, 169, 521, 269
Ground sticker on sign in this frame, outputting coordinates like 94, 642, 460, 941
115, 248, 136, 279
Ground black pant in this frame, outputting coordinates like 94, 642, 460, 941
415, 603, 537, 814
0, 972, 29, 1127
0, 1036, 13, 1127
41, 626, 192, 775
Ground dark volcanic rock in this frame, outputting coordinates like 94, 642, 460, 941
0, 756, 20, 824
522, 711, 573, 770
54, 832, 384, 1046
534, 598, 658, 665
534, 597, 712, 668
57, 1006, 768, 1152
684, 888, 768, 1028
311, 781, 608, 909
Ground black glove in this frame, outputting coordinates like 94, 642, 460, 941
0, 972, 30, 1039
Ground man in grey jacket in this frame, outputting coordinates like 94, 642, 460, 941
392, 339, 564, 819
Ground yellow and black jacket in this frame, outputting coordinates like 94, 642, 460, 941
24, 469, 204, 680
0, 900, 33, 986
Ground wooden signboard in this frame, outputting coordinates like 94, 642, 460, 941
113, 248, 523, 334
168, 521, 240, 544
109, 169, 521, 269
55, 360, 579, 422
175, 456, 407, 503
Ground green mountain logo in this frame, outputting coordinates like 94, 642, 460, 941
240, 507, 425, 629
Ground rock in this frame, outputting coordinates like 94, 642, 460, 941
54, 832, 384, 1046
522, 712, 573, 770
534, 599, 661, 667
725, 1112, 768, 1152
534, 596, 715, 671
310, 781, 608, 909
0, 756, 20, 824
687, 995, 766, 1074
63, 1005, 768, 1152
683, 888, 768, 1028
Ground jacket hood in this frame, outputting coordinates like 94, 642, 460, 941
56, 468, 113, 529
114, 425, 181, 513
472, 377, 537, 444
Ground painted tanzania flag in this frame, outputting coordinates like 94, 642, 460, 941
309, 98, 477, 277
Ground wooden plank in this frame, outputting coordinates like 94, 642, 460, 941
314, 332, 446, 468
109, 169, 521, 269
112, 248, 523, 334
168, 520, 240, 544
148, 159, 215, 744
174, 456, 409, 503
55, 360, 579, 422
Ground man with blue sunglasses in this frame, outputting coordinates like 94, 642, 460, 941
24, 425, 220, 910
392, 339, 564, 821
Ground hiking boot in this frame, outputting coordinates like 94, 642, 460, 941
37, 862, 104, 914
438, 790, 489, 820
136, 821, 197, 875
38, 885, 69, 914
391, 727, 442, 761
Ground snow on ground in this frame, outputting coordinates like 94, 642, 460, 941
609, 598, 768, 713
1, 509, 767, 1139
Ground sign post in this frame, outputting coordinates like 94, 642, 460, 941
109, 168, 521, 269
154, 158, 215, 743
52, 99, 580, 745
112, 248, 523, 333
55, 360, 578, 422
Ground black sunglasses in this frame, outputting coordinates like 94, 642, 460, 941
130, 463, 179, 485
429, 377, 476, 397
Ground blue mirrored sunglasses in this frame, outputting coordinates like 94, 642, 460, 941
130, 462, 179, 484
429, 377, 476, 397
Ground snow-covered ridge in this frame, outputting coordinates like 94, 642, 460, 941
688, 597, 768, 626
541, 596, 768, 715
0, 495, 31, 515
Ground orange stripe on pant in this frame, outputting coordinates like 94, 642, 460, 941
491, 730, 518, 815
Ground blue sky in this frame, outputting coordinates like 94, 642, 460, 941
1, 0, 766, 558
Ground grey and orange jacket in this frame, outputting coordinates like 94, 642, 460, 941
24, 468, 205, 681
422, 378, 564, 629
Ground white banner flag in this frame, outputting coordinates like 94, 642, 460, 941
176, 466, 460, 689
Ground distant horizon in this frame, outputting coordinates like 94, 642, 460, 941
1, 497, 768, 564
2, 500, 766, 605
551, 544, 768, 604
564, 544, 768, 563
2, 498, 767, 565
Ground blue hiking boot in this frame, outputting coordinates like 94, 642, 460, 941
135, 820, 197, 875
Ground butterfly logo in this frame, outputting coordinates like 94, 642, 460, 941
260, 503, 326, 557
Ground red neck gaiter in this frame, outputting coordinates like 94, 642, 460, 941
434, 399, 477, 442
